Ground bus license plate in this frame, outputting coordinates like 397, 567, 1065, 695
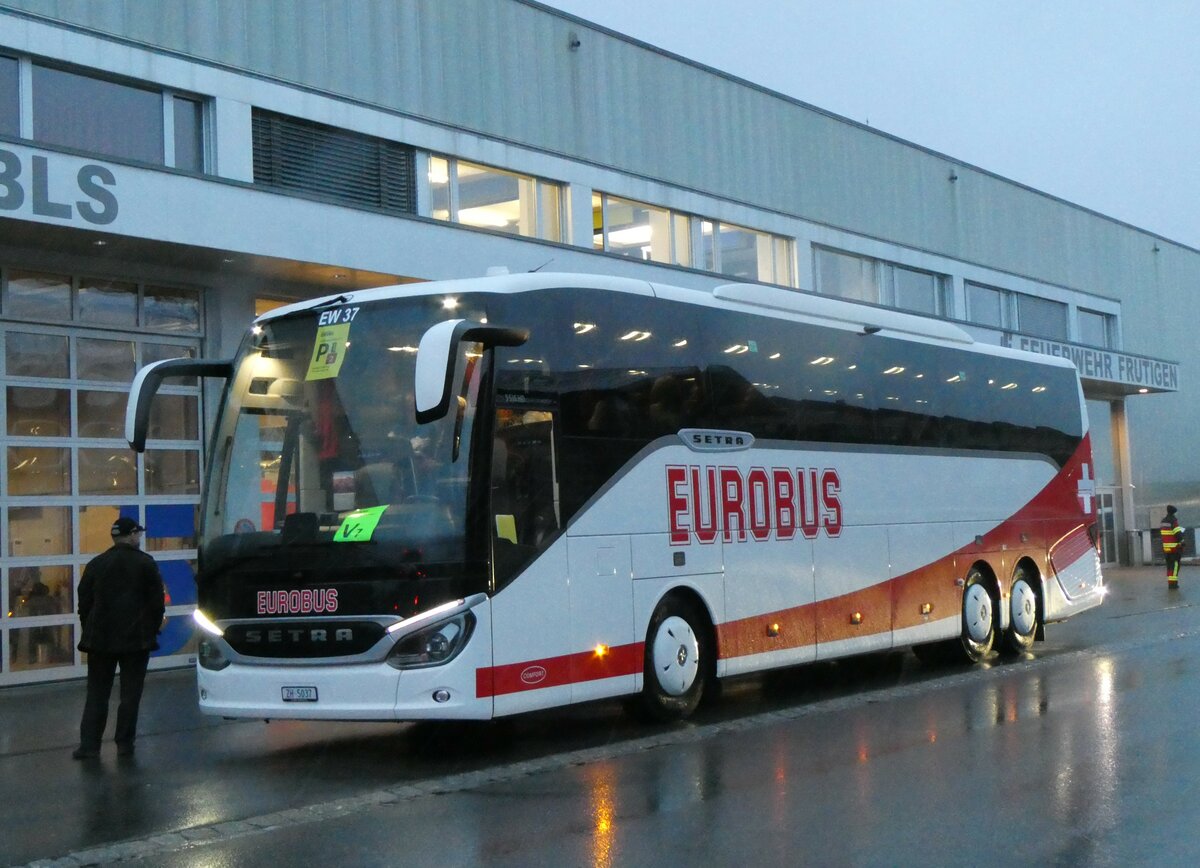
282, 686, 318, 702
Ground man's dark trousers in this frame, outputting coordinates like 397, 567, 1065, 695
79, 650, 151, 750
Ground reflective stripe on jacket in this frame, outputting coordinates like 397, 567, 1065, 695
1161, 517, 1184, 552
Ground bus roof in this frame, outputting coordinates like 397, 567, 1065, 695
257, 272, 1077, 372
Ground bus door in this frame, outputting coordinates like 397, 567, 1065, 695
487, 407, 573, 716
566, 531, 636, 704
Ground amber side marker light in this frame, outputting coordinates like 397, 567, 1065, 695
766, 622, 781, 637
850, 612, 863, 625
594, 644, 609, 658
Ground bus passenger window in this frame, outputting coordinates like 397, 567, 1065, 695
492, 411, 560, 579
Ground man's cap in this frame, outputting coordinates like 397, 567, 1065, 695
111, 516, 146, 537
1167, 505, 1178, 515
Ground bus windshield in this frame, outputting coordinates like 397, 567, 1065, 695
199, 297, 487, 619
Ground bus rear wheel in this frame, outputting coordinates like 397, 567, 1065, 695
639, 597, 708, 721
1002, 569, 1039, 655
959, 568, 996, 663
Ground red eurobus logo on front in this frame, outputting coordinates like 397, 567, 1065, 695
666, 464, 842, 545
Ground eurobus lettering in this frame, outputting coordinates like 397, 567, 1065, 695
126, 272, 1104, 723
666, 464, 842, 544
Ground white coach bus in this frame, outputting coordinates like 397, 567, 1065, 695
126, 273, 1104, 722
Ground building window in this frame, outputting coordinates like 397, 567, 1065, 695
1016, 293, 1068, 340
1078, 308, 1114, 348
27, 63, 204, 171
592, 194, 792, 285
815, 248, 878, 303
966, 282, 1006, 329
0, 55, 16, 138
890, 265, 946, 316
430, 156, 562, 241
702, 221, 792, 285
252, 109, 415, 214
592, 193, 690, 265
1, 268, 201, 334
172, 96, 204, 173
817, 248, 949, 315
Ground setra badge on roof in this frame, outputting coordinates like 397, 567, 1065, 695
679, 429, 755, 452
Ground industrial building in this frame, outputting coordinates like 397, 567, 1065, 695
0, 0, 1187, 684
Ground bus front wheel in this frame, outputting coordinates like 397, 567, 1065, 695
639, 598, 708, 721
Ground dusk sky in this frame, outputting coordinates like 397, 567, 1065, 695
539, 0, 1200, 249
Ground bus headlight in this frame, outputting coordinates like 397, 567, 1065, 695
198, 638, 231, 671
386, 612, 475, 670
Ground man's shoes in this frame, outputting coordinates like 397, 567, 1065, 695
116, 742, 135, 757
1168, 580, 1180, 589
72, 747, 99, 760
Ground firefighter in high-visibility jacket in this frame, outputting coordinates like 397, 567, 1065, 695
1160, 505, 1185, 589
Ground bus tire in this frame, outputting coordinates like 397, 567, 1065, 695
959, 567, 996, 663
1002, 568, 1039, 655
639, 597, 707, 721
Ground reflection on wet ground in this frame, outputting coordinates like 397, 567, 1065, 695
5, 566, 1200, 866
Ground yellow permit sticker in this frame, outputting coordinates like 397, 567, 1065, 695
334, 505, 388, 542
495, 514, 517, 544
305, 323, 352, 381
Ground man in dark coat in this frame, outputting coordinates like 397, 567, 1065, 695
73, 516, 166, 759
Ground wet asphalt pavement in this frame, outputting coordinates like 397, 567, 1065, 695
5, 564, 1200, 867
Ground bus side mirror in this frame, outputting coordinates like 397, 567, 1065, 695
415, 319, 528, 424
126, 358, 234, 452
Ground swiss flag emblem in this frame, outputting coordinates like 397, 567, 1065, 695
1076, 464, 1095, 515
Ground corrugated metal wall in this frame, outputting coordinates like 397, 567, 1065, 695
3, 0, 1193, 299
4, 0, 1198, 543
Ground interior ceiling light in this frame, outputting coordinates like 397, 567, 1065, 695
458, 205, 513, 228
606, 225, 654, 246
574, 322, 597, 334
883, 366, 905, 375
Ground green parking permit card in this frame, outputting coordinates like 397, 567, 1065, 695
333, 505, 388, 542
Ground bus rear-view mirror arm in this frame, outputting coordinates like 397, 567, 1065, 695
415, 319, 528, 424
126, 358, 234, 452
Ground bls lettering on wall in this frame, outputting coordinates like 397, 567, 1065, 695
0, 147, 118, 224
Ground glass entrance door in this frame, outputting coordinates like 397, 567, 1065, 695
1096, 487, 1120, 565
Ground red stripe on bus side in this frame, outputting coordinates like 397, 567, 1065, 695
476, 641, 643, 698
1050, 526, 1094, 566
719, 436, 1097, 658
478, 437, 1096, 696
